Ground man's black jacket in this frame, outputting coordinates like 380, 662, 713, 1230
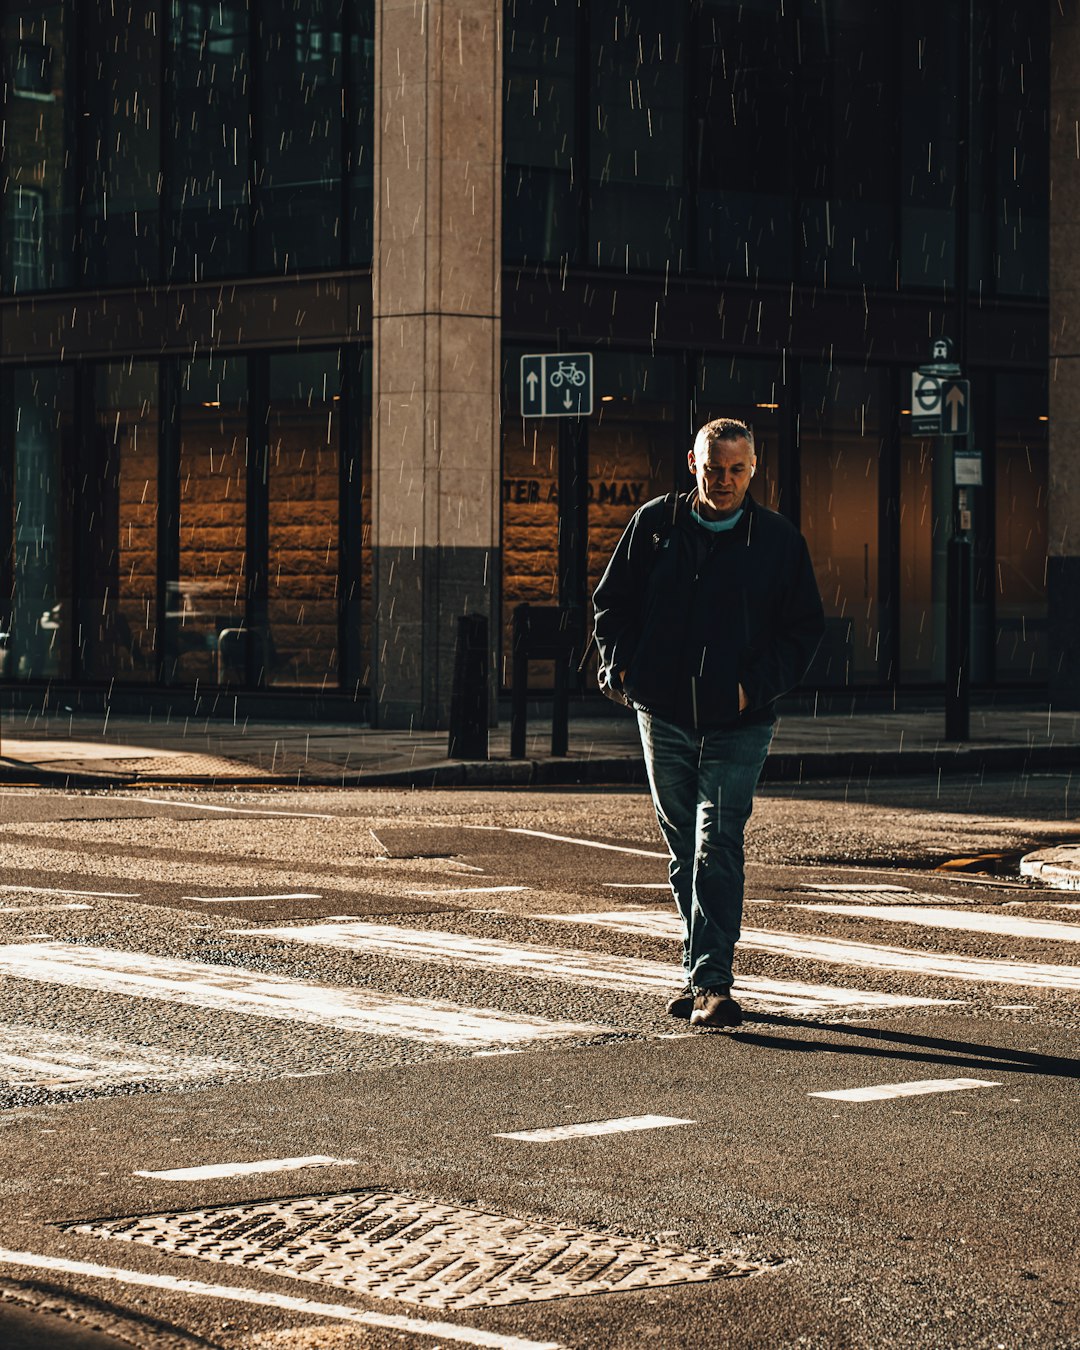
592, 491, 825, 729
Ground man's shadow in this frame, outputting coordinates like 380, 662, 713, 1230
728, 1012, 1080, 1082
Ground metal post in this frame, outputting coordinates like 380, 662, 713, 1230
945, 0, 974, 741
447, 613, 489, 760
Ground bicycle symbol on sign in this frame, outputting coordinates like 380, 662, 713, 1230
548, 360, 587, 389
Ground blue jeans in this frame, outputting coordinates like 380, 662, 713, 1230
637, 710, 774, 991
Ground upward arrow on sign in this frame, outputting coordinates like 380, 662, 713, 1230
944, 383, 966, 433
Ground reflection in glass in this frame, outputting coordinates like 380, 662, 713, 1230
168, 1, 251, 281
83, 3, 162, 285
800, 366, 882, 685
267, 352, 341, 687
898, 433, 947, 682
347, 0, 376, 265
503, 0, 578, 264
82, 364, 160, 680
173, 358, 247, 683
8, 369, 73, 678
256, 1, 344, 273
994, 377, 1047, 681
1, 3, 75, 292
589, 0, 685, 271
695, 0, 792, 280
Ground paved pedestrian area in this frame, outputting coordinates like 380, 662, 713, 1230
1, 702, 1079, 788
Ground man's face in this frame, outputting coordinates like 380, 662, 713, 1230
689, 436, 756, 520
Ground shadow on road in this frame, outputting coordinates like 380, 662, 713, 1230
729, 1013, 1080, 1081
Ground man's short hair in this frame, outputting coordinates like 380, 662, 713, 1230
693, 418, 755, 461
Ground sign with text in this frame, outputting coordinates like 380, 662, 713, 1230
520, 353, 594, 418
910, 374, 969, 436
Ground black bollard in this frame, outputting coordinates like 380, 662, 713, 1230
447, 613, 489, 760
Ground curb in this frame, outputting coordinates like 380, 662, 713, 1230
1, 743, 1078, 791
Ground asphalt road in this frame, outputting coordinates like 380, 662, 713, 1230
0, 776, 1078, 1349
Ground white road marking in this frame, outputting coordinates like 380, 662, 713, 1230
111, 795, 335, 821
801, 884, 913, 892
604, 883, 670, 889
183, 893, 323, 903
810, 1078, 1000, 1103
495, 1115, 694, 1142
405, 886, 528, 896
1, 885, 137, 898
240, 922, 950, 1014
135, 1155, 356, 1181
0, 903, 93, 913
546, 909, 1080, 992
0, 1026, 245, 1090
0, 1249, 563, 1350
801, 903, 1080, 943
465, 825, 667, 859
0, 943, 609, 1048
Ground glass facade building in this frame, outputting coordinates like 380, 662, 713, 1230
0, 0, 1053, 718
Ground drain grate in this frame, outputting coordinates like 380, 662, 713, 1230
68, 1190, 779, 1308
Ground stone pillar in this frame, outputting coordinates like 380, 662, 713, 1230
1050, 1, 1080, 706
371, 0, 502, 728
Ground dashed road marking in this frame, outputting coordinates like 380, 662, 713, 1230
801, 903, 1080, 942
405, 886, 528, 896
135, 1155, 356, 1181
0, 903, 93, 913
0, 943, 609, 1049
809, 1077, 1000, 1103
110, 795, 335, 820
1, 885, 137, 898
494, 1115, 694, 1142
0, 1248, 564, 1350
465, 825, 667, 859
546, 910, 1080, 991
239, 921, 951, 1014
182, 892, 323, 903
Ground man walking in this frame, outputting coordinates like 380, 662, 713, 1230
592, 418, 824, 1028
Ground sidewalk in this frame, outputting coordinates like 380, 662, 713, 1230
2, 703, 1079, 789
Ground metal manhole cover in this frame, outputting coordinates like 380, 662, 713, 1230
68, 1190, 779, 1308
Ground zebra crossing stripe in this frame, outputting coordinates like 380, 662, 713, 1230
0, 944, 609, 1049
810, 1077, 1000, 1103
543, 910, 1080, 991
0, 1026, 245, 1090
800, 904, 1080, 943
236, 922, 949, 1014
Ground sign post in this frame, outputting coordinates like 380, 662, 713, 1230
520, 345, 593, 615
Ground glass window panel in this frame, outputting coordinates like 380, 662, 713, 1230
796, 0, 895, 288
800, 366, 882, 685
993, 4, 1049, 298
82, 363, 159, 681
83, 2, 162, 286
346, 0, 375, 266
267, 352, 341, 687
168, 1, 251, 281
8, 368, 74, 678
587, 353, 675, 600
697, 356, 783, 514
695, 0, 792, 281
589, 1, 686, 272
256, 1, 344, 273
900, 2, 960, 290
898, 430, 947, 682
503, 0, 579, 265
1, 3, 75, 293
994, 375, 1047, 681
173, 356, 247, 684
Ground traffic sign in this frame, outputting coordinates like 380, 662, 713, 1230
909, 373, 969, 436
911, 372, 942, 436
941, 379, 969, 436
520, 352, 593, 418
